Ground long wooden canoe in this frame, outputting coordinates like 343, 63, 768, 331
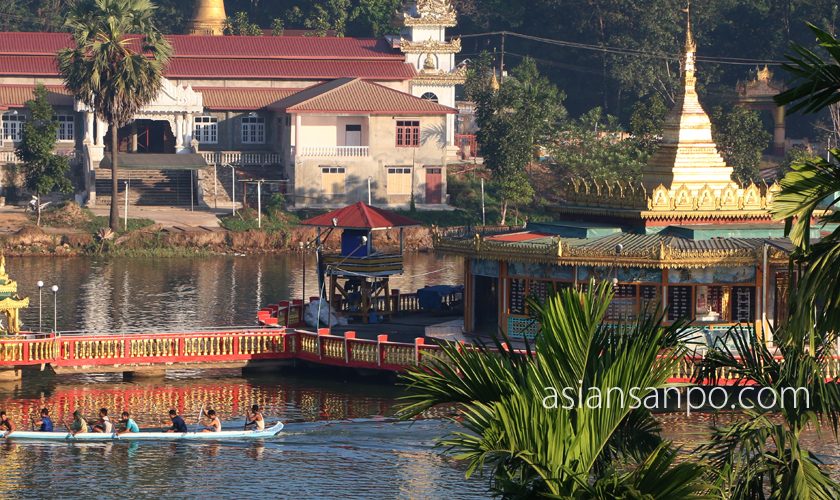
0, 422, 283, 441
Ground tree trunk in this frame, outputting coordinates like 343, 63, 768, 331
500, 199, 508, 226
109, 121, 119, 232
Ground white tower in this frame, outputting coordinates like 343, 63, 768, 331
400, 1, 465, 154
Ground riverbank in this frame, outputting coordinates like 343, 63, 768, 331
0, 203, 440, 257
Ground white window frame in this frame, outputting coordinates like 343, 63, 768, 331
2, 113, 25, 143
56, 114, 75, 142
241, 116, 265, 144
194, 115, 218, 144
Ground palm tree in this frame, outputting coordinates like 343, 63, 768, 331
58, 0, 171, 231
398, 282, 712, 498
772, 24, 840, 336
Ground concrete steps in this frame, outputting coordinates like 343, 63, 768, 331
95, 169, 196, 206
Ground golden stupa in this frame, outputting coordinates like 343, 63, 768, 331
187, 0, 227, 36
0, 255, 29, 334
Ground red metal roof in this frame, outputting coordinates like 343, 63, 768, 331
271, 78, 456, 115
301, 202, 421, 229
0, 85, 72, 108
167, 59, 415, 80
0, 56, 59, 76
486, 232, 553, 242
195, 87, 301, 110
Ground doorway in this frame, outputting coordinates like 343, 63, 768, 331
108, 119, 175, 154
425, 167, 442, 204
473, 275, 498, 334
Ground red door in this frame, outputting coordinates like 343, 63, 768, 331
425, 167, 442, 204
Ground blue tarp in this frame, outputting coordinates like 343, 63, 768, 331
417, 285, 464, 312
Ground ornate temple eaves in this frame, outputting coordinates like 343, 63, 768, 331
400, 37, 461, 54
404, 0, 457, 27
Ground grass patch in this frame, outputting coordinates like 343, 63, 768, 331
86, 215, 155, 234
219, 207, 298, 233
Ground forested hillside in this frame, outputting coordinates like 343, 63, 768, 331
3, 0, 837, 125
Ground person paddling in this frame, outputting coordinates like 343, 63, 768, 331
33, 408, 53, 432
91, 408, 113, 434
201, 409, 222, 433
245, 405, 264, 431
166, 409, 188, 433
0, 411, 14, 435
118, 411, 139, 435
70, 410, 88, 436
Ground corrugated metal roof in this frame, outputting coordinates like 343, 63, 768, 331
0, 32, 402, 60
0, 56, 59, 76
271, 78, 456, 115
166, 59, 415, 80
301, 202, 420, 229
194, 87, 300, 110
0, 85, 72, 107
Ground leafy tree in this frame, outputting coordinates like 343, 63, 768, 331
710, 106, 772, 184
399, 282, 711, 497
551, 107, 648, 181
629, 93, 668, 155
271, 18, 285, 36
58, 0, 172, 232
14, 84, 73, 226
224, 11, 263, 36
349, 0, 401, 37
466, 53, 565, 224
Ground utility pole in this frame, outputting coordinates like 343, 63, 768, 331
500, 32, 506, 80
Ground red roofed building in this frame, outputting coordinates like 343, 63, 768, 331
0, 0, 464, 208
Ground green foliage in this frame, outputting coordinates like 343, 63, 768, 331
58, 0, 171, 232
466, 53, 565, 224
392, 208, 474, 227
710, 106, 771, 183
224, 11, 262, 36
629, 93, 668, 155
15, 85, 73, 199
86, 215, 155, 234
219, 205, 297, 233
775, 23, 840, 114
270, 18, 285, 36
446, 172, 497, 223
350, 0, 401, 36
551, 107, 649, 180
777, 146, 820, 179
399, 282, 712, 497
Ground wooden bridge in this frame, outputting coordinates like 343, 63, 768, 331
0, 327, 817, 385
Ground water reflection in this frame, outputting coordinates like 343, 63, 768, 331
6, 253, 464, 333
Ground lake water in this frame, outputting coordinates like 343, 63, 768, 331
2, 254, 840, 497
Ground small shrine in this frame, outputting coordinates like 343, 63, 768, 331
736, 65, 787, 155
0, 256, 29, 335
301, 202, 420, 323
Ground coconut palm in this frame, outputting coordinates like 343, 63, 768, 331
58, 0, 171, 231
697, 325, 840, 499
771, 24, 840, 336
399, 281, 712, 498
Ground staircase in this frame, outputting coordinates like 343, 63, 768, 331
94, 169, 197, 206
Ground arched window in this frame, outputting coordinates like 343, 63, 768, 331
420, 92, 438, 103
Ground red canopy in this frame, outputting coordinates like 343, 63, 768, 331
301, 202, 420, 229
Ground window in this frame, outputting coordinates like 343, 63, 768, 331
194, 116, 218, 144
321, 166, 346, 196
56, 115, 75, 142
2, 113, 25, 143
396, 120, 419, 147
386, 166, 412, 195
241, 116, 265, 144
420, 92, 438, 103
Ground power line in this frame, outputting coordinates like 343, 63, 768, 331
456, 30, 787, 66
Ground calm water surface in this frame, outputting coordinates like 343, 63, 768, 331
3, 255, 840, 497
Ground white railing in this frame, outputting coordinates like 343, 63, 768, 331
0, 149, 76, 164
200, 151, 284, 166
297, 146, 369, 158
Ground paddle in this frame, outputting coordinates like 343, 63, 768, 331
196, 403, 205, 433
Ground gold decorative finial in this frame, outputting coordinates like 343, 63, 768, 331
187, 0, 228, 36
683, 0, 695, 52
490, 71, 500, 91
0, 255, 6, 279
756, 65, 772, 82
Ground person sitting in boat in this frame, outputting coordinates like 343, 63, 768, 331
118, 411, 139, 435
33, 408, 53, 432
245, 405, 264, 431
166, 409, 188, 433
70, 410, 88, 436
0, 411, 14, 434
202, 409, 222, 433
91, 408, 113, 434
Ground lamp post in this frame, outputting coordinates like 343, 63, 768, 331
300, 241, 306, 305
36, 280, 44, 332
51, 285, 58, 333
123, 180, 129, 230
225, 164, 236, 216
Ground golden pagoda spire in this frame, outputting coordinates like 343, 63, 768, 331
0, 254, 28, 335
187, 0, 227, 36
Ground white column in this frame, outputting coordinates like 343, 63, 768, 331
95, 118, 107, 146
294, 114, 301, 157
185, 113, 194, 148
175, 113, 184, 150
84, 112, 94, 144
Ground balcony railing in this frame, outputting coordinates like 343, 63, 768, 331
1, 149, 78, 165
200, 151, 283, 166
296, 146, 369, 158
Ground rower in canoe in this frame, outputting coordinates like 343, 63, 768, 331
0, 411, 13, 434
33, 408, 54, 432
245, 405, 264, 431
201, 409, 222, 433
69, 410, 88, 436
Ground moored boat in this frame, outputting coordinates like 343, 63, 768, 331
0, 422, 283, 441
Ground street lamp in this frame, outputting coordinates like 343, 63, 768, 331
51, 285, 58, 333
123, 180, 129, 230
225, 164, 236, 216
36, 280, 44, 332
299, 241, 306, 305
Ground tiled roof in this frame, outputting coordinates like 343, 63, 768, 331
195, 87, 301, 110
0, 32, 414, 81
167, 59, 415, 80
302, 202, 420, 229
270, 78, 456, 115
0, 85, 72, 109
